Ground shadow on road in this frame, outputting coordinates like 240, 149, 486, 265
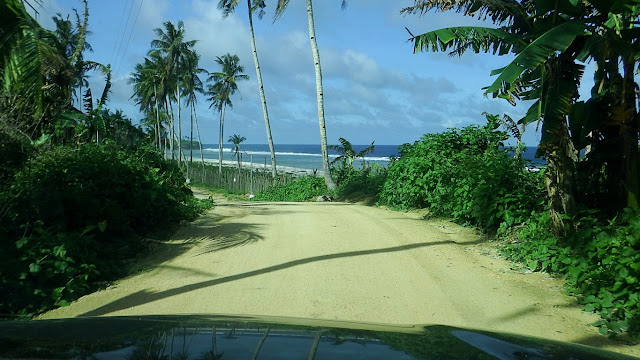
80, 238, 483, 317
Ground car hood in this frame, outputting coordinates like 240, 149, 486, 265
0, 314, 636, 359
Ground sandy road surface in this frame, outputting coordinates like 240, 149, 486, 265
40, 195, 640, 355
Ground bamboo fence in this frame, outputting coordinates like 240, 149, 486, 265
189, 163, 295, 194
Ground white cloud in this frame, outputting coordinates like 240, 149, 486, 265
185, 0, 252, 69
137, 0, 170, 29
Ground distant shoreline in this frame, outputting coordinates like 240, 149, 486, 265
193, 158, 322, 177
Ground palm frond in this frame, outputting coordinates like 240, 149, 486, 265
98, 65, 111, 106
356, 141, 375, 158
411, 26, 516, 56
401, 0, 526, 25
69, 0, 88, 65
274, 0, 291, 21
218, 0, 240, 17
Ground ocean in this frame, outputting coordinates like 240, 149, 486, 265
185, 144, 545, 171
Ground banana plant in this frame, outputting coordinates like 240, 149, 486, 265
328, 137, 375, 170
403, 0, 640, 230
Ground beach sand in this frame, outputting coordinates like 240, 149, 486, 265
195, 158, 322, 177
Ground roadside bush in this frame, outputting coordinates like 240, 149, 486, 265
501, 209, 640, 336
253, 176, 327, 202
334, 164, 387, 203
379, 122, 544, 230
0, 144, 210, 317
0, 129, 32, 184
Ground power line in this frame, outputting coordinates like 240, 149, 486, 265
116, 0, 145, 77
113, 0, 136, 76
109, 0, 129, 67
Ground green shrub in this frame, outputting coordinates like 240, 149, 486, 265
500, 211, 572, 274
379, 122, 544, 230
253, 176, 327, 202
501, 209, 640, 335
334, 164, 387, 202
0, 144, 210, 317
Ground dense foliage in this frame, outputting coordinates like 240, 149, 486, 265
333, 164, 387, 204
0, 144, 205, 317
400, 0, 640, 338
0, 144, 210, 317
380, 121, 544, 230
405, 0, 640, 233
501, 210, 640, 335
253, 176, 328, 202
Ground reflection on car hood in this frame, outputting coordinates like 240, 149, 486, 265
0, 314, 636, 359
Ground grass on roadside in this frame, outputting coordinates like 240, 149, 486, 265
190, 180, 249, 201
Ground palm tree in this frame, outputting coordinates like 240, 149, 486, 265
51, 9, 93, 105
181, 50, 207, 176
149, 20, 197, 167
329, 138, 375, 170
228, 134, 247, 171
275, 0, 345, 190
1, 0, 61, 129
1, 0, 107, 143
218, 0, 278, 177
205, 54, 249, 174
130, 54, 167, 151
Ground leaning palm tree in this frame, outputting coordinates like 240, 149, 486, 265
275, 0, 345, 190
218, 0, 277, 177
205, 54, 249, 174
228, 134, 247, 171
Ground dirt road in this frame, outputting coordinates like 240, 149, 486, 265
40, 196, 639, 355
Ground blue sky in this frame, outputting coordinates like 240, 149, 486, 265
32, 0, 589, 146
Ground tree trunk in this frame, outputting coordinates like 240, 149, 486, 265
306, 0, 336, 190
190, 102, 194, 166
542, 121, 577, 236
194, 105, 206, 181
248, 0, 277, 177
167, 97, 175, 161
154, 84, 161, 150
177, 82, 182, 168
622, 55, 639, 209
218, 105, 226, 174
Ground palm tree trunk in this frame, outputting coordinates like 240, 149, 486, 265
177, 82, 182, 168
194, 105, 206, 181
154, 84, 161, 150
306, 0, 336, 190
190, 103, 194, 166
163, 129, 167, 159
218, 105, 226, 174
167, 97, 175, 161
248, 0, 277, 178
622, 55, 639, 209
